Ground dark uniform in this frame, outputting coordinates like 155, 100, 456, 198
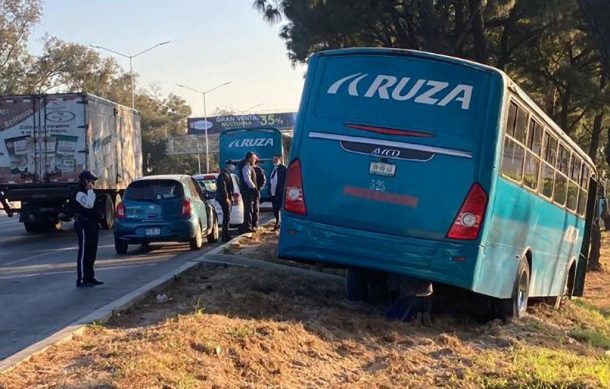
74, 170, 103, 288
270, 162, 287, 229
215, 166, 235, 242
252, 164, 266, 229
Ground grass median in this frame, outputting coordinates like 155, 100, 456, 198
1, 228, 609, 388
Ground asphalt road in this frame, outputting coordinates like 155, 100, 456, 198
0, 215, 268, 361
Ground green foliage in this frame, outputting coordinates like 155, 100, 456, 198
255, 0, 610, 169
0, 1, 196, 177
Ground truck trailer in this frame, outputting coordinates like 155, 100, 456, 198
0, 93, 142, 232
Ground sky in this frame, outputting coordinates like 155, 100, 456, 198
27, 0, 306, 117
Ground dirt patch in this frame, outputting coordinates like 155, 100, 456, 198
2, 227, 610, 388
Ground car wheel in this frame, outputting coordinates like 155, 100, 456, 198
115, 239, 128, 255
495, 258, 530, 321
190, 223, 203, 250
207, 214, 219, 243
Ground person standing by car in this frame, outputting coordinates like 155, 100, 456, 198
239, 151, 257, 233
252, 157, 266, 230
74, 170, 103, 288
270, 154, 287, 230
215, 160, 235, 242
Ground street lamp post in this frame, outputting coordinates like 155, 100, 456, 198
177, 81, 232, 173
90, 41, 171, 109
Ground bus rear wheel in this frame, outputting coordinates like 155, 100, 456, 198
346, 268, 369, 302
547, 263, 575, 309
495, 258, 530, 321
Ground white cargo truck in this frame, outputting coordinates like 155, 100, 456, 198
0, 93, 142, 232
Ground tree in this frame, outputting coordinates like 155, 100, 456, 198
0, 0, 42, 94
578, 0, 610, 78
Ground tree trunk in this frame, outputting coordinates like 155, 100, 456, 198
578, 0, 610, 79
469, 0, 488, 64
588, 219, 602, 271
588, 75, 606, 160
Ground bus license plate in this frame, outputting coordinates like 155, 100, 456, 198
370, 162, 396, 177
146, 227, 161, 236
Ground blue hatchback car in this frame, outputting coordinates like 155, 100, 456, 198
114, 175, 219, 254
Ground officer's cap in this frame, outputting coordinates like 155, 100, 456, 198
79, 170, 98, 182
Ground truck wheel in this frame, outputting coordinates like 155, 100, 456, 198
495, 258, 530, 321
115, 239, 128, 255
346, 268, 369, 302
100, 194, 115, 230
24, 221, 43, 233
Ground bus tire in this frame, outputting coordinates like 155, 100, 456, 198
367, 271, 389, 304
346, 268, 368, 302
547, 263, 575, 309
496, 258, 530, 321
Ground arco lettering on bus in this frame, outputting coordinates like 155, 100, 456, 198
327, 73, 473, 110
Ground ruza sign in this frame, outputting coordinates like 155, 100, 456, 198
187, 112, 296, 135
328, 73, 474, 110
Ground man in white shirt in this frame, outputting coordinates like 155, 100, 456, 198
239, 152, 257, 233
74, 170, 103, 288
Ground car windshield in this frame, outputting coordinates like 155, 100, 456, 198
125, 180, 184, 201
197, 179, 217, 193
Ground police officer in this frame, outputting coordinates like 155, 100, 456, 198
74, 170, 103, 287
252, 157, 266, 230
215, 160, 235, 242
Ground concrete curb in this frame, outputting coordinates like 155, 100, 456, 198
0, 223, 267, 374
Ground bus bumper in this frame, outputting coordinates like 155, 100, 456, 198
279, 215, 479, 290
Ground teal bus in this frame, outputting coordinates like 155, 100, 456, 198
219, 127, 292, 201
279, 48, 598, 319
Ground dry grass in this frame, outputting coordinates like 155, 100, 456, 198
1, 227, 610, 388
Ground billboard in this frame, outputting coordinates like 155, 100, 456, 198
187, 112, 296, 135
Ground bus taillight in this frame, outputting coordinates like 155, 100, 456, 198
447, 183, 487, 240
284, 159, 307, 216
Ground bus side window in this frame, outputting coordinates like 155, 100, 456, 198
553, 144, 569, 206
506, 102, 518, 137
514, 106, 529, 144
566, 154, 579, 211
577, 165, 589, 215
524, 118, 543, 191
539, 130, 555, 198
501, 137, 525, 182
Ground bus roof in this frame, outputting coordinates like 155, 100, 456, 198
313, 48, 596, 173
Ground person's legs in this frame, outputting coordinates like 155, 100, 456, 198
221, 201, 231, 241
83, 225, 98, 281
272, 198, 281, 229
252, 192, 260, 228
75, 222, 85, 284
241, 190, 254, 232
